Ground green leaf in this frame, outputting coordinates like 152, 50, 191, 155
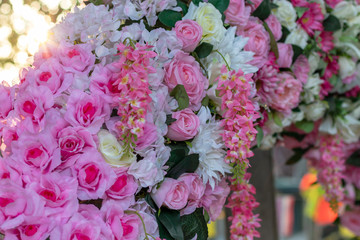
346, 150, 360, 167
295, 7, 308, 18
270, 112, 282, 127
256, 126, 264, 148
166, 149, 187, 169
279, 26, 290, 43
145, 194, 158, 211
166, 114, 177, 125
194, 42, 214, 59
286, 148, 306, 165
167, 154, 200, 179
295, 120, 314, 133
170, 84, 189, 110
192, 0, 203, 5
167, 142, 190, 155
323, 15, 341, 32
263, 21, 279, 58
270, 3, 278, 9
177, 0, 188, 15
252, 0, 271, 21
158, 10, 183, 28
208, 0, 230, 13
158, 208, 184, 240
88, 0, 104, 5
201, 95, 209, 107
292, 44, 303, 63
181, 208, 208, 240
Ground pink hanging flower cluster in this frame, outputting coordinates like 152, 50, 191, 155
112, 42, 156, 142
228, 174, 261, 239
216, 66, 261, 239
317, 134, 346, 210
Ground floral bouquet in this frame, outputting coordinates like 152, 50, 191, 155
0, 0, 263, 239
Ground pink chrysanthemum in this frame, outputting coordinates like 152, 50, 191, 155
297, 3, 324, 36
318, 31, 334, 53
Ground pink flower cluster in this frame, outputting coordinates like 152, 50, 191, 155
112, 43, 156, 141
317, 135, 346, 210
216, 66, 261, 239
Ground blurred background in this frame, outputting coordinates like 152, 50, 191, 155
0, 0, 81, 85
0, 1, 356, 239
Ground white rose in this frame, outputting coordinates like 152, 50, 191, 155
260, 135, 277, 150
308, 52, 320, 74
98, 130, 136, 167
191, 2, 226, 45
336, 115, 360, 143
333, 1, 358, 20
302, 101, 327, 121
302, 74, 323, 104
339, 56, 356, 79
272, 0, 297, 30
285, 26, 309, 49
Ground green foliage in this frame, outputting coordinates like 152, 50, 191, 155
346, 150, 360, 167
159, 10, 183, 27
292, 44, 303, 63
295, 7, 308, 18
323, 15, 341, 32
256, 126, 264, 148
192, 0, 203, 5
194, 42, 214, 59
252, 0, 271, 20
295, 120, 314, 133
177, 0, 188, 15
166, 114, 177, 125
286, 147, 308, 165
263, 21, 279, 58
170, 84, 190, 110
167, 154, 200, 179
181, 208, 208, 240
208, 0, 230, 13
158, 208, 183, 240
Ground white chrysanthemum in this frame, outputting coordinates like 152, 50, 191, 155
50, 4, 121, 59
302, 74, 323, 104
203, 27, 258, 74
112, 0, 180, 26
189, 107, 231, 189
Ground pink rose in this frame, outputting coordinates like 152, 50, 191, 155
165, 51, 209, 110
57, 126, 96, 160
64, 90, 110, 134
0, 180, 44, 231
3, 217, 52, 240
174, 20, 202, 52
341, 208, 360, 236
277, 43, 294, 68
0, 83, 13, 119
267, 72, 302, 113
26, 173, 78, 221
225, 0, 251, 28
26, 59, 73, 97
293, 54, 310, 84
166, 108, 200, 141
200, 179, 230, 221
57, 42, 95, 75
135, 121, 158, 151
151, 178, 190, 210
265, 15, 282, 41
238, 17, 270, 68
12, 131, 61, 174
14, 85, 54, 133
71, 149, 116, 200
101, 200, 141, 240
178, 173, 205, 215
105, 168, 138, 209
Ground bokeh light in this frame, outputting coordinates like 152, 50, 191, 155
0, 0, 83, 85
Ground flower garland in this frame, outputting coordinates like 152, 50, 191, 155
216, 66, 261, 239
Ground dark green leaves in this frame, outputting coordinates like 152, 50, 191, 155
166, 149, 187, 169
158, 208, 184, 240
295, 120, 314, 133
295, 7, 308, 18
256, 126, 264, 148
166, 114, 177, 125
167, 154, 200, 179
346, 150, 360, 167
177, 0, 188, 15
170, 85, 189, 110
208, 0, 230, 13
292, 44, 303, 63
181, 208, 208, 240
252, 0, 271, 20
192, 0, 203, 5
286, 147, 307, 165
159, 10, 183, 27
194, 42, 214, 58
323, 15, 341, 32
263, 21, 279, 58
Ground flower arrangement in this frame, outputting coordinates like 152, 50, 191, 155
1, 0, 360, 238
